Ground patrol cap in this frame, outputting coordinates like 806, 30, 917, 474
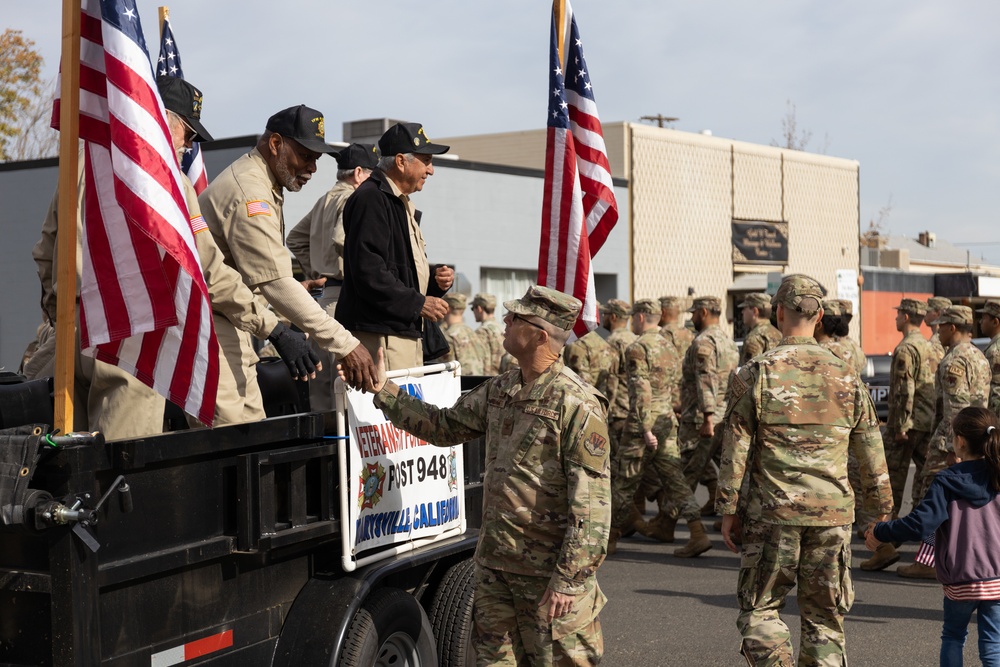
600, 298, 631, 318
470, 293, 496, 310
444, 293, 467, 311
265, 105, 338, 154
838, 299, 854, 315
737, 293, 771, 310
336, 143, 379, 170
975, 300, 1000, 319
894, 298, 927, 316
632, 299, 659, 316
659, 296, 683, 309
939, 305, 974, 325
821, 299, 844, 316
688, 296, 722, 313
504, 285, 581, 331
771, 274, 825, 315
379, 122, 450, 156
156, 76, 213, 142
927, 297, 953, 311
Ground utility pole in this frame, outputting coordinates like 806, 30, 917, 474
640, 114, 679, 128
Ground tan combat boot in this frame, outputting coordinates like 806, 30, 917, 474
700, 480, 718, 516
621, 505, 643, 538
860, 543, 900, 571
633, 489, 646, 516
607, 527, 621, 557
636, 512, 677, 543
896, 562, 937, 580
673, 519, 713, 558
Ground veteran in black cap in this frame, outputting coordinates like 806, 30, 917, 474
337, 122, 455, 371
199, 106, 377, 408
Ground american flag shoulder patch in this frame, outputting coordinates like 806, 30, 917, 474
190, 214, 208, 234
246, 200, 272, 217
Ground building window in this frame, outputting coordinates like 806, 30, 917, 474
481, 268, 538, 311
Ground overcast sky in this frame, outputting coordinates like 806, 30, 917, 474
8, 1, 1000, 263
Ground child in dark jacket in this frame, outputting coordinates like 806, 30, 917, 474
866, 406, 1000, 667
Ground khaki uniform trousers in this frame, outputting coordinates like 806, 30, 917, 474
307, 288, 339, 412
353, 331, 423, 373
199, 312, 266, 427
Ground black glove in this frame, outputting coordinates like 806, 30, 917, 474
267, 322, 319, 380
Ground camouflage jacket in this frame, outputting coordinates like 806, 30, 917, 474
605, 328, 638, 422
985, 334, 1000, 418
475, 319, 505, 375
441, 322, 486, 376
887, 330, 938, 435
930, 340, 991, 453
661, 322, 695, 359
374, 361, 611, 593
740, 321, 782, 366
717, 336, 892, 526
563, 330, 616, 399
680, 324, 739, 424
624, 331, 681, 436
820, 337, 866, 376
929, 332, 946, 366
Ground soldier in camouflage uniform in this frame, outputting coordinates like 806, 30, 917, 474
717, 274, 892, 667
860, 298, 938, 571
440, 293, 486, 376
816, 300, 865, 375
601, 299, 637, 459
563, 310, 617, 399
836, 299, 867, 373
679, 296, 740, 507
360, 285, 610, 666
472, 292, 504, 375
739, 293, 782, 366
926, 296, 953, 365
659, 296, 695, 358
977, 300, 1000, 418
609, 299, 711, 558
895, 305, 991, 580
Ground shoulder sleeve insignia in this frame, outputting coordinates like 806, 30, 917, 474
584, 431, 608, 458
246, 200, 272, 217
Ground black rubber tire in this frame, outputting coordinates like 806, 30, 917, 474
340, 587, 438, 667
428, 559, 477, 667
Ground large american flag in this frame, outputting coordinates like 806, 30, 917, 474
539, 0, 618, 338
156, 12, 208, 194
53, 0, 219, 425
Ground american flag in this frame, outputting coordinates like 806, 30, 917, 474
156, 12, 208, 193
539, 0, 618, 338
53, 0, 219, 425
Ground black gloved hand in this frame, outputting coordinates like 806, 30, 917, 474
267, 322, 319, 380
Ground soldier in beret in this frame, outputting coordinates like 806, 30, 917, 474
349, 285, 611, 665
718, 274, 891, 665
738, 293, 782, 365
977, 300, 1000, 418
440, 293, 486, 375
471, 292, 504, 374
927, 296, 953, 364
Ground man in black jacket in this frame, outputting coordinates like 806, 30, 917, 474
337, 122, 454, 371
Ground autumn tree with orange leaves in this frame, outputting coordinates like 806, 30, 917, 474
0, 29, 58, 161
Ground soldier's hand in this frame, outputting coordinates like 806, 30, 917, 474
540, 587, 575, 622
267, 322, 320, 381
337, 343, 378, 392
864, 524, 882, 551
434, 265, 455, 291
699, 418, 715, 438
420, 296, 449, 322
300, 276, 327, 293
894, 431, 909, 444
643, 431, 658, 450
721, 514, 741, 553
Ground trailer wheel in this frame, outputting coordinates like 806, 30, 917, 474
429, 558, 477, 667
341, 587, 438, 667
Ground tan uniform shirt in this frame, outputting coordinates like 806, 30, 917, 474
384, 175, 430, 296
286, 179, 354, 280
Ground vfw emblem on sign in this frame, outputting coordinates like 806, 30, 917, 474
358, 461, 386, 510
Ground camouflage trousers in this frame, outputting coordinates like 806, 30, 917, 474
882, 429, 930, 517
679, 420, 722, 490
917, 434, 954, 501
737, 519, 853, 667
607, 417, 627, 472
611, 417, 699, 527
473, 566, 606, 666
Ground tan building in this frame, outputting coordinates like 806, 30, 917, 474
442, 122, 862, 340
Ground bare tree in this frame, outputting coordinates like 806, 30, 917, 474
7, 77, 58, 160
0, 29, 57, 162
859, 195, 894, 248
771, 100, 828, 153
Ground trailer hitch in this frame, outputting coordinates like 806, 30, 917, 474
37, 474, 133, 553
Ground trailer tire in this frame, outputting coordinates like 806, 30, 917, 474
428, 558, 477, 667
340, 587, 438, 667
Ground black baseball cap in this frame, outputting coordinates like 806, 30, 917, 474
156, 76, 213, 142
336, 143, 379, 170
378, 122, 450, 156
265, 105, 338, 155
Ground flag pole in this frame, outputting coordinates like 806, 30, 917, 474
158, 6, 168, 38
54, 0, 82, 434
553, 0, 566, 69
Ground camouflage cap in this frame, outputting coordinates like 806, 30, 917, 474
894, 298, 927, 316
504, 285, 581, 331
927, 297, 953, 311
470, 292, 496, 310
600, 298, 631, 317
444, 293, 467, 310
821, 299, 843, 316
659, 296, 684, 309
737, 293, 771, 310
976, 300, 1000, 319
837, 299, 854, 315
632, 298, 659, 316
939, 305, 974, 325
771, 274, 824, 315
687, 296, 722, 313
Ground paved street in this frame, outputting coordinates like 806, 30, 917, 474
597, 489, 978, 666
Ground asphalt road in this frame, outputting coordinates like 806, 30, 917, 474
597, 486, 978, 666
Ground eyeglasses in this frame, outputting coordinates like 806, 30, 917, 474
170, 111, 197, 143
512, 314, 546, 330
